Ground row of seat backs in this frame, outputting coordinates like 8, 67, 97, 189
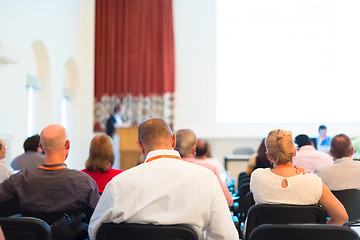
244, 204, 327, 240
248, 224, 360, 240
0, 217, 199, 240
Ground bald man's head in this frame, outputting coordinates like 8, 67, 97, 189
40, 124, 68, 153
138, 119, 174, 150
331, 134, 353, 159
175, 129, 197, 158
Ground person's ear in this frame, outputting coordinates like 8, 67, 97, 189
267, 153, 274, 162
329, 149, 335, 158
193, 144, 197, 156
137, 141, 145, 155
65, 140, 70, 150
293, 148, 297, 158
351, 147, 354, 156
39, 143, 43, 152
171, 133, 176, 149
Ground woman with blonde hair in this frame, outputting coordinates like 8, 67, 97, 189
82, 134, 123, 193
250, 129, 348, 225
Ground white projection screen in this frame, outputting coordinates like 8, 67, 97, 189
216, 0, 360, 124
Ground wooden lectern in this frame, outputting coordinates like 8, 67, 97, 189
117, 127, 144, 170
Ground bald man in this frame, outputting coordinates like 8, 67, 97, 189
315, 134, 360, 190
175, 129, 233, 206
0, 139, 13, 183
89, 119, 238, 240
0, 124, 99, 219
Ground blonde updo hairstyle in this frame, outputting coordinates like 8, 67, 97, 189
265, 129, 296, 166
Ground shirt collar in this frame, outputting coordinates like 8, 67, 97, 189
144, 149, 181, 163
334, 156, 353, 163
299, 145, 315, 151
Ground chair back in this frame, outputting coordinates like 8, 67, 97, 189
0, 217, 52, 240
245, 204, 327, 240
249, 224, 360, 240
332, 189, 360, 222
244, 191, 255, 220
238, 183, 250, 222
96, 222, 199, 240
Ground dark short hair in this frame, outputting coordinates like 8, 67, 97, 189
196, 139, 208, 157
331, 134, 353, 159
319, 125, 327, 132
295, 134, 312, 148
114, 105, 121, 113
23, 135, 40, 152
138, 118, 173, 148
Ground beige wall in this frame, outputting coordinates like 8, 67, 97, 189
0, 0, 95, 169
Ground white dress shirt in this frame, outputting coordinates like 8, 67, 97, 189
293, 145, 333, 173
315, 157, 360, 190
88, 150, 238, 240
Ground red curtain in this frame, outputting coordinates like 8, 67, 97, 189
94, 0, 175, 100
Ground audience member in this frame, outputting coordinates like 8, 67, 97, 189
175, 129, 233, 206
89, 119, 238, 240
293, 134, 333, 173
0, 124, 99, 214
195, 139, 226, 174
246, 139, 271, 175
317, 125, 331, 152
315, 134, 360, 190
251, 129, 348, 225
11, 134, 45, 170
0, 139, 13, 183
82, 134, 123, 194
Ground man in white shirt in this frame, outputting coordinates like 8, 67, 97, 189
293, 134, 333, 173
88, 119, 238, 240
315, 134, 360, 190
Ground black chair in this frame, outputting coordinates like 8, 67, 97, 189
0, 217, 52, 240
248, 224, 360, 240
238, 177, 250, 190
238, 172, 248, 182
332, 189, 360, 223
0, 198, 22, 217
238, 183, 250, 222
244, 204, 327, 240
96, 222, 199, 240
244, 191, 255, 220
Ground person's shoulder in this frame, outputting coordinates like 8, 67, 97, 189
65, 168, 95, 179
195, 161, 217, 173
251, 168, 270, 179
108, 168, 123, 176
303, 172, 322, 181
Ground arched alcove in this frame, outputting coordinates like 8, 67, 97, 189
25, 40, 52, 135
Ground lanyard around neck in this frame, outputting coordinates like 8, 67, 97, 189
146, 154, 181, 163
